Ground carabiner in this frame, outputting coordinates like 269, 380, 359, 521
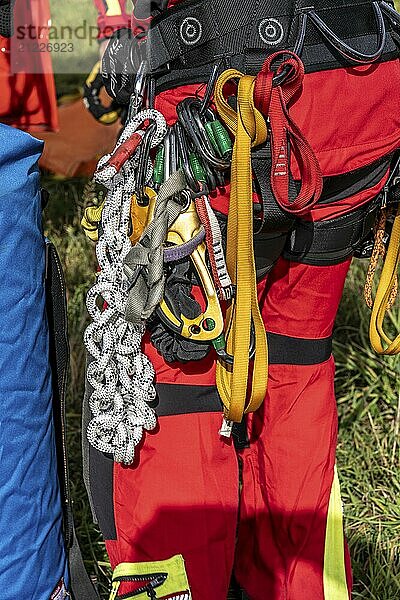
199, 61, 223, 115
176, 122, 199, 191
163, 129, 172, 181
169, 126, 179, 174
127, 60, 149, 120
136, 123, 156, 206
214, 321, 256, 366
177, 98, 230, 171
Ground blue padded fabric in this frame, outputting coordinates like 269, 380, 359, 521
0, 124, 69, 599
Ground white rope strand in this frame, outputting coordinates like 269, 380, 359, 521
84, 109, 167, 465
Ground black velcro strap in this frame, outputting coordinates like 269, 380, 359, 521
154, 383, 222, 416
267, 332, 332, 365
45, 240, 73, 548
45, 241, 100, 600
284, 198, 381, 265
154, 333, 332, 416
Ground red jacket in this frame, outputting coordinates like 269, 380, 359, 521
0, 0, 58, 131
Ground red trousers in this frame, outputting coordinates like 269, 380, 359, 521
100, 258, 351, 600
84, 59, 400, 599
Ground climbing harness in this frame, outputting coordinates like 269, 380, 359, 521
85, 0, 400, 468
78, 3, 400, 600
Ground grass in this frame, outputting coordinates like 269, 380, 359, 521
48, 0, 98, 75
43, 174, 400, 599
334, 263, 400, 599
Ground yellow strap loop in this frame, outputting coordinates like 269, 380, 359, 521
214, 70, 269, 422
370, 204, 400, 355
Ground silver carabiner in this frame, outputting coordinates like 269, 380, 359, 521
128, 60, 149, 120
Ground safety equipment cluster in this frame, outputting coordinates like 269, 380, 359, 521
82, 0, 400, 468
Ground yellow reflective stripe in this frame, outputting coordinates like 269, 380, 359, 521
104, 0, 123, 16
323, 467, 349, 600
109, 555, 191, 600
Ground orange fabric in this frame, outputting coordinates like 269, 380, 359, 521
35, 94, 120, 177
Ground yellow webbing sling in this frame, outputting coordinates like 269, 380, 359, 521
369, 204, 400, 355
214, 70, 269, 423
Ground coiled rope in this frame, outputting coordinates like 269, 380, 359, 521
84, 109, 167, 465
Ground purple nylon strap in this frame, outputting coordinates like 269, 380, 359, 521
163, 228, 205, 263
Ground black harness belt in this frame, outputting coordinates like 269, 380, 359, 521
154, 333, 332, 416
146, 0, 400, 91
283, 198, 381, 266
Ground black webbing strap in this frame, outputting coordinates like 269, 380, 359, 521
267, 332, 332, 365
252, 142, 295, 234
147, 0, 399, 91
45, 240, 74, 548
154, 333, 332, 416
283, 197, 381, 266
45, 240, 100, 600
147, 0, 293, 70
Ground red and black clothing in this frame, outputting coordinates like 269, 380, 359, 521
88, 2, 400, 598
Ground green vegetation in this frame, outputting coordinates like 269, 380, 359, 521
335, 263, 400, 599
43, 174, 400, 599
49, 0, 97, 75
